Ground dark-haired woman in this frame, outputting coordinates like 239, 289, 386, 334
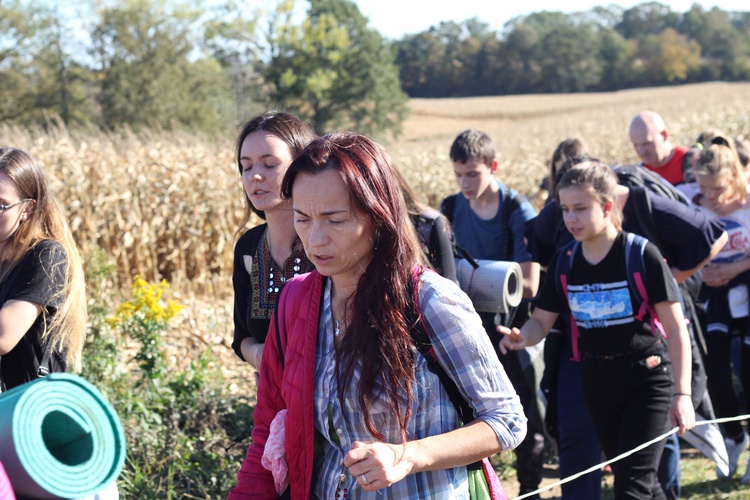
231, 112, 316, 374
229, 133, 526, 499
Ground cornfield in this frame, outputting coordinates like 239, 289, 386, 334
2, 81, 750, 299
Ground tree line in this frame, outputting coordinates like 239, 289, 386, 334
0, 0, 407, 137
0, 0, 748, 137
395, 3, 750, 97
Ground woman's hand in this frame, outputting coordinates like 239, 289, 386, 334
670, 394, 696, 436
498, 325, 527, 354
344, 441, 411, 492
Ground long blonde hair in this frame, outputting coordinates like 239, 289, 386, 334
694, 137, 747, 204
0, 147, 87, 371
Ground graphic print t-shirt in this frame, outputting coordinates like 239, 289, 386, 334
536, 232, 680, 356
693, 191, 750, 318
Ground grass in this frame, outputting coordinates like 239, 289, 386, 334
495, 446, 750, 499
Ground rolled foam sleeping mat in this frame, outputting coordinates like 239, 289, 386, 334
0, 373, 125, 499
455, 259, 523, 314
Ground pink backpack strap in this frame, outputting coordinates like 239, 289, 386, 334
632, 271, 666, 338
559, 273, 581, 361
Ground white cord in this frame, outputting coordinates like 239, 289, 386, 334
512, 413, 750, 500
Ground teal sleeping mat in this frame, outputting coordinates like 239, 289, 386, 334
0, 373, 125, 499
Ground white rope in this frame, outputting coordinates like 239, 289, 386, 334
511, 413, 750, 500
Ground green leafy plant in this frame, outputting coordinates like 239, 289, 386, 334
81, 258, 251, 499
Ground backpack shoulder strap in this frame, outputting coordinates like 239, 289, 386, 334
409, 267, 474, 423
501, 186, 527, 261
440, 194, 458, 225
624, 233, 666, 338
555, 241, 581, 361
409, 267, 482, 471
274, 302, 285, 370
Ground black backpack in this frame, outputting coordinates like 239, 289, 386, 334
612, 163, 689, 205
550, 164, 689, 255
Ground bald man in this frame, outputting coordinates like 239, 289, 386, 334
629, 111, 689, 185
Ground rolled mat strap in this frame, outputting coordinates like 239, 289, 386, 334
0, 373, 125, 499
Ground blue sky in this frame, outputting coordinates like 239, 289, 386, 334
354, 0, 750, 39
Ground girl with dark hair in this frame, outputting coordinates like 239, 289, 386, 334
231, 111, 316, 373
502, 160, 695, 499
0, 147, 87, 391
229, 132, 526, 499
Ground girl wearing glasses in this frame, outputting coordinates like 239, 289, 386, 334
680, 135, 750, 481
231, 112, 316, 376
0, 147, 86, 391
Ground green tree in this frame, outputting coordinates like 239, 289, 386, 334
394, 19, 501, 98
465, 19, 504, 96
263, 0, 408, 137
683, 6, 749, 80
497, 22, 542, 94
203, 0, 262, 124
616, 2, 679, 39
394, 31, 449, 97
536, 20, 601, 92
30, 10, 94, 127
0, 1, 49, 122
90, 0, 233, 132
597, 29, 639, 89
501, 12, 602, 93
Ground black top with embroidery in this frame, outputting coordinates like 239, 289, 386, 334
536, 232, 680, 356
232, 224, 313, 358
1, 240, 67, 389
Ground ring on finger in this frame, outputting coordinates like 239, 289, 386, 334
360, 473, 369, 485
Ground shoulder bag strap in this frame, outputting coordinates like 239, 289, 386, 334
274, 303, 285, 370
0, 263, 26, 389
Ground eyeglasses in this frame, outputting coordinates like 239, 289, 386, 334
0, 199, 31, 216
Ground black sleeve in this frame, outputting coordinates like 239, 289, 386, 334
439, 194, 457, 224
9, 240, 66, 309
534, 248, 568, 314
526, 202, 573, 267
428, 214, 458, 284
646, 195, 725, 270
642, 240, 682, 305
231, 226, 265, 360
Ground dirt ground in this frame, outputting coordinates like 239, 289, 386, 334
502, 463, 565, 499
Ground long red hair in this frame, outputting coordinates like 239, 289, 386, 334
281, 132, 425, 442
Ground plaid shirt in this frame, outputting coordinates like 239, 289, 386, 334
312, 272, 526, 499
